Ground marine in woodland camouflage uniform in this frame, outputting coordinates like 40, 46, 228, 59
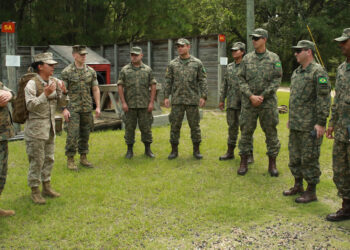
25, 52, 67, 204
117, 46, 157, 158
237, 28, 282, 176
326, 28, 350, 221
61, 45, 101, 170
218, 42, 254, 164
164, 38, 208, 159
0, 82, 15, 216
283, 40, 331, 204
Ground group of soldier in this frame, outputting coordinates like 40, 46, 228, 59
0, 27, 349, 223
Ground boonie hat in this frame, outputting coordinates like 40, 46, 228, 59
72, 45, 88, 55
33, 52, 57, 64
175, 38, 190, 45
292, 40, 315, 52
130, 46, 143, 55
231, 42, 246, 51
249, 28, 268, 38
334, 28, 350, 42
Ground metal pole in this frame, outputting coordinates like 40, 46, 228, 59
246, 0, 255, 53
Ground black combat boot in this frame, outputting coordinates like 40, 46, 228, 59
144, 142, 155, 158
219, 144, 235, 160
193, 142, 203, 159
125, 144, 133, 159
295, 183, 317, 203
326, 198, 350, 222
283, 178, 304, 196
237, 155, 248, 175
168, 143, 178, 160
268, 156, 279, 177
247, 151, 254, 164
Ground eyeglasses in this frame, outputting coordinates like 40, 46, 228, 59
251, 36, 261, 41
176, 45, 185, 48
295, 49, 308, 54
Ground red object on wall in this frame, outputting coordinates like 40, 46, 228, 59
1, 22, 15, 33
88, 64, 111, 84
219, 34, 226, 42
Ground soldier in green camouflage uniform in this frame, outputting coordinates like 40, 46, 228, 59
0, 82, 15, 216
219, 42, 254, 165
164, 38, 208, 159
283, 40, 331, 204
237, 28, 282, 176
61, 45, 101, 170
326, 28, 350, 221
117, 47, 157, 159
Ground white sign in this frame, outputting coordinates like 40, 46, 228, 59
6, 55, 20, 67
220, 57, 228, 65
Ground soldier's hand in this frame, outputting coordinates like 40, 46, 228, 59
219, 102, 225, 111
314, 124, 325, 139
63, 108, 70, 122
0, 90, 12, 107
58, 80, 67, 94
249, 95, 263, 107
95, 107, 101, 118
147, 102, 154, 113
326, 126, 334, 139
164, 98, 170, 108
122, 103, 129, 112
44, 83, 56, 97
199, 98, 206, 108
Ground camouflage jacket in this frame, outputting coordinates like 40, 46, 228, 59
0, 82, 14, 141
117, 62, 157, 108
289, 60, 331, 131
164, 56, 208, 105
220, 62, 242, 109
328, 61, 350, 142
61, 63, 98, 112
238, 49, 282, 109
24, 75, 66, 140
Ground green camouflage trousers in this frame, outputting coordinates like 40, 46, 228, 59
239, 107, 280, 156
65, 111, 92, 157
26, 131, 55, 188
332, 140, 350, 199
288, 129, 322, 184
0, 141, 8, 192
169, 104, 201, 144
124, 108, 153, 145
226, 109, 240, 146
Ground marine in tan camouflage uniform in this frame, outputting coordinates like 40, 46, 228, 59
164, 38, 208, 160
61, 45, 101, 170
326, 28, 350, 221
237, 28, 282, 176
283, 40, 331, 204
25, 52, 67, 204
117, 47, 157, 159
0, 82, 15, 216
218, 42, 254, 166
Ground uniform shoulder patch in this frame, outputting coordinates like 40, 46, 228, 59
202, 67, 206, 73
318, 76, 328, 84
275, 62, 282, 68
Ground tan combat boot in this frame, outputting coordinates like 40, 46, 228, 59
0, 208, 15, 217
42, 181, 61, 198
80, 154, 93, 168
31, 187, 46, 204
67, 156, 78, 170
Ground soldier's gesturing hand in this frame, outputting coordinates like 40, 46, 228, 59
326, 126, 334, 139
122, 102, 129, 112
0, 90, 12, 107
57, 80, 67, 94
44, 82, 56, 97
314, 124, 326, 139
219, 102, 225, 111
63, 109, 70, 122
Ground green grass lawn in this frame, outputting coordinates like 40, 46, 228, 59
1, 92, 349, 248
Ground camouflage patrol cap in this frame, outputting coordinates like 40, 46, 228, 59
175, 38, 190, 45
231, 42, 246, 51
33, 52, 57, 64
292, 40, 315, 52
334, 28, 350, 42
130, 46, 143, 55
72, 45, 88, 55
250, 28, 268, 38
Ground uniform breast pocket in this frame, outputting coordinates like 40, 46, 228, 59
262, 62, 274, 81
245, 63, 255, 81
140, 71, 149, 85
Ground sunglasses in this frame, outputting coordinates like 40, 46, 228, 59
295, 49, 308, 54
251, 36, 261, 41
